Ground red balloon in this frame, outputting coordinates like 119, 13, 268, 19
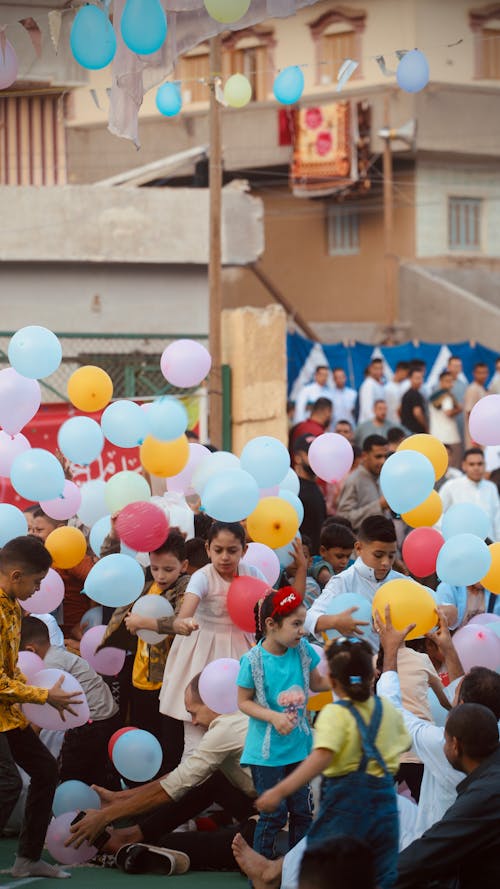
227, 576, 271, 632
108, 726, 138, 761
116, 501, 169, 552
402, 528, 444, 578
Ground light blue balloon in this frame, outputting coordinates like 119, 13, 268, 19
53, 781, 100, 818
58, 417, 104, 466
77, 479, 108, 528
101, 400, 148, 449
70, 5, 116, 70
380, 450, 435, 515
278, 490, 304, 525
83, 553, 145, 608
112, 729, 163, 782
202, 469, 259, 522
427, 688, 448, 728
436, 533, 492, 587
0, 504, 28, 546
274, 533, 301, 569
80, 605, 103, 633
89, 515, 112, 557
146, 397, 188, 442
240, 436, 290, 488
273, 66, 305, 105
396, 49, 429, 94
121, 0, 167, 55
10, 449, 65, 501
279, 468, 300, 497
156, 82, 182, 117
8, 326, 62, 380
323, 592, 373, 641
442, 503, 492, 541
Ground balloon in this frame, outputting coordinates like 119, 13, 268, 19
469, 394, 500, 446
160, 339, 212, 389
202, 469, 260, 522
0, 504, 27, 546
402, 528, 444, 578
240, 437, 290, 488
67, 365, 113, 412
204, 0, 250, 23
116, 501, 169, 552
101, 400, 148, 448
308, 433, 354, 484
427, 687, 449, 728
89, 515, 112, 557
247, 497, 299, 549
396, 49, 430, 93
131, 595, 174, 644
481, 542, 500, 595
146, 397, 188, 442
397, 434, 448, 481
10, 449, 64, 501
199, 658, 240, 714
70, 4, 116, 70
0, 431, 30, 477
192, 451, 240, 495
112, 729, 163, 782
80, 605, 103, 632
104, 470, 151, 513
241, 542, 280, 586
22, 568, 65, 615
121, 0, 167, 55
45, 527, 87, 570
17, 651, 44, 683
260, 485, 279, 499
46, 810, 97, 865
77, 479, 108, 527
167, 443, 211, 494
227, 575, 270, 632
372, 579, 437, 640
452, 624, 500, 672
273, 535, 301, 569
140, 435, 189, 478
23, 669, 89, 730
310, 643, 328, 678
436, 534, 492, 587
58, 416, 104, 466
277, 490, 304, 526
79, 625, 126, 676
8, 326, 62, 380
224, 74, 252, 108
468, 613, 500, 626
0, 368, 41, 435
273, 66, 305, 105
108, 726, 138, 760
401, 490, 443, 528
0, 39, 18, 89
53, 781, 100, 818
442, 503, 492, 541
380, 451, 435, 515
84, 554, 145, 608
41, 480, 82, 521
322, 593, 373, 641
156, 82, 182, 117
278, 468, 300, 497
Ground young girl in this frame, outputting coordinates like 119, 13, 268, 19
237, 587, 330, 860
256, 638, 410, 889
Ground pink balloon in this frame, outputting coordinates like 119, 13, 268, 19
23, 668, 90, 730
310, 643, 329, 677
259, 485, 280, 498
469, 394, 500, 446
308, 433, 354, 483
17, 650, 45, 682
199, 658, 240, 714
160, 339, 212, 389
452, 624, 500, 673
0, 41, 18, 90
80, 625, 126, 676
46, 811, 97, 865
40, 480, 82, 521
22, 568, 65, 615
241, 542, 280, 586
0, 431, 31, 476
167, 443, 211, 494
0, 368, 41, 435
468, 613, 500, 626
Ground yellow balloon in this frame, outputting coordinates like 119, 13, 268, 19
481, 542, 500, 595
67, 365, 113, 413
307, 691, 333, 712
247, 497, 299, 549
204, 0, 250, 23
224, 74, 252, 108
372, 579, 437, 641
45, 526, 87, 570
397, 434, 448, 481
401, 490, 443, 528
140, 434, 189, 478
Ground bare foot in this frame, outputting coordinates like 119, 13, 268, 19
104, 825, 143, 854
231, 833, 282, 889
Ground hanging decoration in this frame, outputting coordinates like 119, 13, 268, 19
156, 81, 182, 117
0, 34, 18, 90
273, 65, 304, 105
70, 4, 116, 70
121, 0, 168, 56
204, 0, 251, 25
396, 49, 430, 93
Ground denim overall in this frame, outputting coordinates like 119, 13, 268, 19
306, 697, 399, 889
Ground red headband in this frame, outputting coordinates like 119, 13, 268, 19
270, 586, 303, 618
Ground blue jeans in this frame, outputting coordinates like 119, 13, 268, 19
251, 763, 313, 860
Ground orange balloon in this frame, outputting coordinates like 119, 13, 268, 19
45, 526, 87, 570
481, 542, 500, 595
397, 434, 448, 481
372, 579, 437, 640
247, 497, 299, 549
401, 490, 443, 528
307, 691, 333, 712
67, 366, 113, 412
140, 434, 189, 478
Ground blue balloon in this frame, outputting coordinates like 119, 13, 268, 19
396, 49, 429, 94
279, 468, 300, 497
442, 503, 492, 541
436, 533, 492, 587
202, 469, 259, 522
0, 504, 27, 546
101, 400, 148, 449
273, 533, 301, 569
273, 66, 305, 105
278, 490, 304, 526
53, 781, 100, 818
240, 436, 290, 488
58, 417, 104, 466
80, 605, 103, 633
121, 0, 167, 55
322, 592, 373, 641
83, 553, 145, 608
8, 326, 62, 380
70, 5, 116, 70
146, 397, 188, 442
380, 450, 435, 515
89, 515, 112, 557
11, 449, 65, 501
156, 82, 182, 117
112, 729, 163, 782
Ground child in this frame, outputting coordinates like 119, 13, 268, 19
311, 522, 356, 589
256, 637, 410, 889
185, 537, 210, 575
237, 587, 329, 860
0, 536, 81, 880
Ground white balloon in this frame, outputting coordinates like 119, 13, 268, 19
131, 595, 174, 644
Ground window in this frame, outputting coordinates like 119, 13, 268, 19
0, 93, 66, 185
327, 206, 360, 255
175, 49, 210, 104
319, 27, 357, 85
448, 197, 482, 252
470, 6, 500, 79
222, 28, 276, 102
309, 7, 366, 85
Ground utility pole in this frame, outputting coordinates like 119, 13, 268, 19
382, 93, 396, 334
208, 35, 223, 448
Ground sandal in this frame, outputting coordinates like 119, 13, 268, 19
115, 843, 190, 875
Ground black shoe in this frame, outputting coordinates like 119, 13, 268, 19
115, 843, 190, 875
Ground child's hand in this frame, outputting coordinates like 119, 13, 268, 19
291, 536, 306, 569
334, 606, 370, 637
124, 612, 143, 635
256, 788, 282, 813
173, 617, 200, 636
109, 511, 121, 541
271, 712, 296, 735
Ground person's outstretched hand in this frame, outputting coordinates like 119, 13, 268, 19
47, 675, 83, 721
